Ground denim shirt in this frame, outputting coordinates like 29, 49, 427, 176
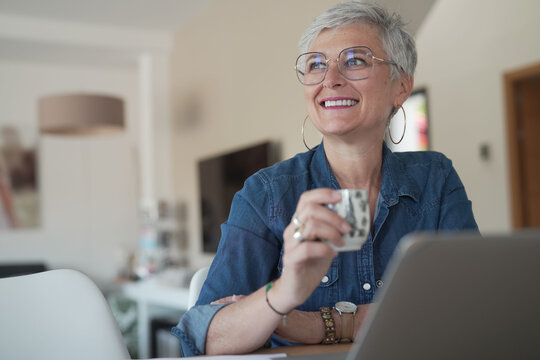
172, 142, 478, 356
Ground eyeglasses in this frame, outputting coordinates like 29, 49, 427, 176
295, 46, 397, 85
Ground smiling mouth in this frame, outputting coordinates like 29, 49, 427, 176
321, 99, 359, 108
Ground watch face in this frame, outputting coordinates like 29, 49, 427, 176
336, 301, 357, 313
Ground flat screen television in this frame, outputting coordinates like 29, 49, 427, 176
198, 141, 277, 253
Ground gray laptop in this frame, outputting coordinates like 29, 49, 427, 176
287, 231, 540, 360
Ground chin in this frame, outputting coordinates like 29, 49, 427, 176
320, 119, 360, 134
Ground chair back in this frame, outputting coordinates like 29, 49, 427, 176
0, 269, 130, 359
187, 266, 210, 310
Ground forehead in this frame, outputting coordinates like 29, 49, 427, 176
308, 23, 383, 55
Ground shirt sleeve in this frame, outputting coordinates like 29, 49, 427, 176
171, 303, 228, 357
172, 173, 285, 356
438, 164, 479, 231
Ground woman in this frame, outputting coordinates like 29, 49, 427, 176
173, 1, 478, 356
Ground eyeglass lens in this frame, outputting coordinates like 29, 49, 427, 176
296, 46, 376, 85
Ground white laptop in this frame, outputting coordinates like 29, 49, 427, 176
288, 231, 540, 360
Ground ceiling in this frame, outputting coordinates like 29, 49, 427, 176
0, 0, 217, 66
0, 0, 215, 31
0, 0, 435, 66
0, 0, 434, 33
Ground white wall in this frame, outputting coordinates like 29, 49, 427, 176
414, 0, 540, 232
0, 14, 174, 288
0, 59, 139, 287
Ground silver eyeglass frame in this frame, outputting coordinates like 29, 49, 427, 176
294, 46, 397, 86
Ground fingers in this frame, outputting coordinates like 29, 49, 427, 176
277, 188, 352, 307
297, 189, 351, 234
286, 217, 344, 249
289, 189, 351, 249
297, 188, 342, 208
288, 236, 338, 263
278, 236, 338, 305
210, 294, 246, 305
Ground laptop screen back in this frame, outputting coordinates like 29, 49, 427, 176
348, 232, 540, 360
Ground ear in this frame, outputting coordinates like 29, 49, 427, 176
394, 74, 414, 107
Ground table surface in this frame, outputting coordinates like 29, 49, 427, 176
196, 343, 351, 358
121, 279, 190, 309
255, 343, 352, 356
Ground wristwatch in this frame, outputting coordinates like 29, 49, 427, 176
334, 301, 357, 343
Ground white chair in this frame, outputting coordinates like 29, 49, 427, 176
0, 269, 130, 360
187, 266, 210, 310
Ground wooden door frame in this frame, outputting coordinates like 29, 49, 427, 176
504, 61, 540, 229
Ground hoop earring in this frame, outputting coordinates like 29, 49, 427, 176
302, 115, 315, 151
388, 105, 406, 145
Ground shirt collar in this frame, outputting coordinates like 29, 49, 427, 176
312, 142, 340, 189
311, 141, 420, 205
380, 142, 420, 205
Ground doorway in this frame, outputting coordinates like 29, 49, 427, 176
505, 62, 540, 229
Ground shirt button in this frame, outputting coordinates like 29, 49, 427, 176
321, 276, 329, 283
363, 283, 371, 291
376, 280, 383, 288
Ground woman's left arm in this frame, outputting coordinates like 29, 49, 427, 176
211, 296, 327, 345
438, 166, 479, 231
213, 295, 371, 345
274, 303, 371, 344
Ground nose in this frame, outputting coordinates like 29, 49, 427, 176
323, 59, 345, 88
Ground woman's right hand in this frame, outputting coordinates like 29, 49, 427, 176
271, 188, 352, 311
205, 189, 353, 354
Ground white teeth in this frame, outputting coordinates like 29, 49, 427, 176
324, 99, 358, 107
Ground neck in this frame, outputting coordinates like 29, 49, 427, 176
323, 137, 383, 190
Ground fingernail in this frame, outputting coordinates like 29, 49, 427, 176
341, 222, 351, 233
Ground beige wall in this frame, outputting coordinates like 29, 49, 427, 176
414, 0, 540, 232
172, 0, 540, 266
171, 0, 337, 266
2, 0, 539, 280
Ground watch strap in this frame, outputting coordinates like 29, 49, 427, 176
339, 311, 354, 342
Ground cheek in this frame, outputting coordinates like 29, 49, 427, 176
304, 86, 321, 111
303, 88, 311, 104
304, 86, 315, 101
362, 81, 394, 110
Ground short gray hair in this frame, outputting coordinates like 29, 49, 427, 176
298, 1, 417, 79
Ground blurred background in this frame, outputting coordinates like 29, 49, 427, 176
1, 0, 539, 357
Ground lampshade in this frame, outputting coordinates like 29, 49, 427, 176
38, 94, 125, 135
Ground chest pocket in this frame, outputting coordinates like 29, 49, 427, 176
305, 257, 340, 309
317, 257, 339, 287
277, 251, 340, 286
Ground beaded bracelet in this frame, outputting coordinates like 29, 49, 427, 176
265, 282, 288, 326
319, 307, 337, 344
